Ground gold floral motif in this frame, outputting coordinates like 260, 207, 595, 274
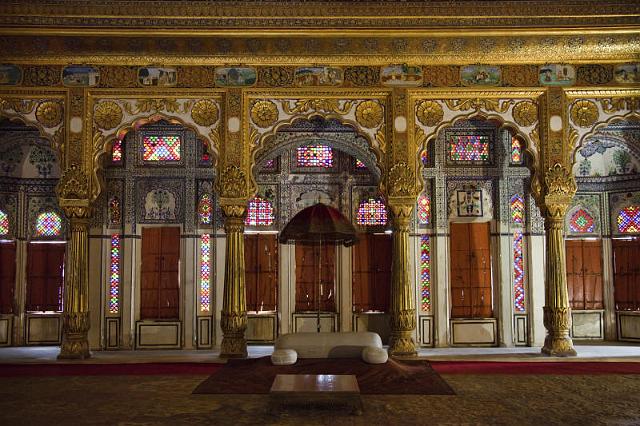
123, 98, 189, 115
388, 162, 416, 197
444, 98, 513, 113
512, 100, 538, 127
280, 98, 354, 115
35, 101, 63, 128
56, 163, 89, 200
0, 98, 36, 114
415, 100, 443, 127
355, 100, 383, 128
23, 66, 61, 86
191, 99, 219, 127
98, 66, 137, 88
502, 65, 538, 87
576, 64, 613, 85
600, 97, 640, 113
570, 99, 598, 128
423, 66, 459, 87
344, 66, 379, 87
250, 100, 279, 128
259, 66, 294, 87
94, 101, 123, 130
216, 165, 248, 199
544, 163, 577, 197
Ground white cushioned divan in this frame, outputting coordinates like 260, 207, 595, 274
270, 349, 297, 365
361, 346, 388, 364
274, 332, 383, 358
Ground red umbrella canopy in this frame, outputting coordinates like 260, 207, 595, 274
279, 203, 358, 246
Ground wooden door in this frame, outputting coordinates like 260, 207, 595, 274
352, 234, 392, 312
449, 222, 492, 318
295, 243, 336, 312
613, 238, 640, 311
26, 243, 65, 312
140, 227, 180, 320
0, 242, 16, 314
245, 234, 278, 312
566, 240, 603, 310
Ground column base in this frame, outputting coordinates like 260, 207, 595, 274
220, 336, 248, 358
388, 332, 417, 357
541, 336, 577, 357
58, 312, 91, 360
58, 336, 91, 360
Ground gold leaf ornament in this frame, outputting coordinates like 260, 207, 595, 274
250, 100, 279, 128
35, 101, 63, 128
512, 100, 538, 127
570, 100, 599, 128
416, 100, 443, 127
94, 101, 123, 130
191, 99, 219, 127
355, 100, 383, 128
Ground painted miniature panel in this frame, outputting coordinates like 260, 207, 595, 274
614, 64, 639, 84
0, 64, 22, 85
538, 64, 576, 86
62, 66, 100, 87
294, 66, 343, 86
460, 65, 501, 86
138, 67, 177, 87
136, 180, 184, 224
574, 140, 639, 177
214, 67, 256, 87
456, 189, 483, 217
380, 64, 423, 87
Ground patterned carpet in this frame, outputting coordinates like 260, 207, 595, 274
1, 372, 640, 425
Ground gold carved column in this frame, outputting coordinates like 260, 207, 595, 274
388, 201, 417, 356
56, 165, 92, 359
541, 164, 577, 356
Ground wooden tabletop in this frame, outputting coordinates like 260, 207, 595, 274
270, 374, 360, 393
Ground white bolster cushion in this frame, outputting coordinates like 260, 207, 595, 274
361, 346, 388, 364
271, 349, 298, 365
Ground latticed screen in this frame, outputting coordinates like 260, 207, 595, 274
510, 194, 525, 224
513, 231, 525, 312
35, 212, 62, 237
200, 234, 211, 312
0, 210, 8, 235
511, 136, 523, 164
296, 145, 333, 167
617, 206, 640, 234
417, 194, 430, 225
356, 198, 388, 226
570, 209, 595, 233
355, 159, 366, 169
112, 139, 123, 163
109, 234, 120, 314
245, 197, 274, 226
420, 235, 431, 312
198, 194, 213, 225
142, 135, 181, 161
449, 135, 490, 161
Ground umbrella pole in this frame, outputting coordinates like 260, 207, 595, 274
317, 239, 321, 333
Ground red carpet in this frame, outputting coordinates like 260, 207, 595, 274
431, 361, 640, 375
0, 363, 223, 377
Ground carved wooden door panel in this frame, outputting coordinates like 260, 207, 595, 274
613, 238, 640, 311
26, 243, 65, 312
141, 227, 180, 320
295, 243, 336, 312
245, 233, 278, 312
566, 239, 603, 310
0, 242, 16, 314
352, 233, 392, 312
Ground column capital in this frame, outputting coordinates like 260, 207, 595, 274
542, 162, 576, 219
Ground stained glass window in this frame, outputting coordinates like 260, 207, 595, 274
417, 194, 430, 225
420, 235, 431, 312
420, 150, 429, 166
511, 136, 523, 164
142, 135, 181, 161
0, 210, 8, 235
112, 139, 123, 163
617, 205, 640, 234
510, 194, 525, 224
513, 231, 525, 313
245, 197, 274, 226
297, 145, 333, 168
109, 197, 121, 226
35, 211, 62, 237
449, 135, 490, 162
355, 159, 366, 169
200, 234, 211, 312
356, 198, 388, 226
201, 140, 211, 163
109, 234, 120, 314
569, 209, 595, 233
198, 193, 213, 225
263, 159, 275, 169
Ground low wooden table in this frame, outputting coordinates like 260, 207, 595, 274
269, 374, 363, 415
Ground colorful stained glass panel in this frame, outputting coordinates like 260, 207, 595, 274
569, 209, 595, 233
112, 139, 123, 163
201, 140, 211, 163
417, 194, 430, 225
448, 135, 490, 162
245, 197, 274, 226
35, 211, 62, 237
617, 205, 640, 234
109, 234, 120, 314
142, 135, 181, 161
200, 234, 211, 312
420, 150, 429, 166
513, 231, 525, 313
198, 193, 213, 225
356, 198, 388, 226
511, 136, 523, 164
355, 159, 366, 169
420, 235, 431, 312
296, 145, 333, 168
510, 194, 525, 224
0, 210, 8, 235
